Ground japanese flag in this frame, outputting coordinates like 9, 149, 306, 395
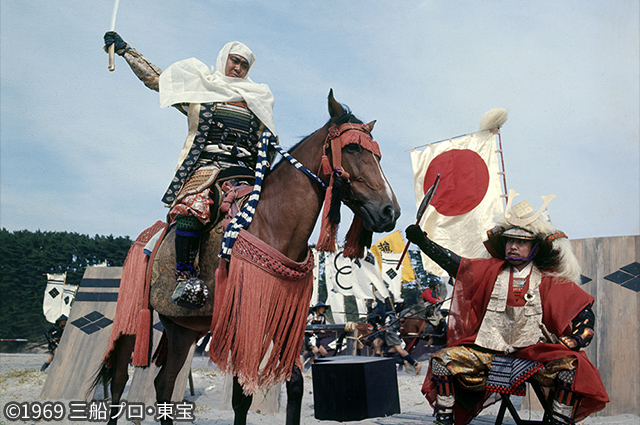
410, 131, 504, 276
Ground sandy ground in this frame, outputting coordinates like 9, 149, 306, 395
1, 353, 638, 425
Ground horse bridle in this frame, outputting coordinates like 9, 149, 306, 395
320, 122, 381, 184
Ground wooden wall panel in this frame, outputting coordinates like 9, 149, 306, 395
573, 236, 640, 416
127, 311, 195, 404
40, 266, 122, 400
40, 266, 193, 405
523, 236, 639, 416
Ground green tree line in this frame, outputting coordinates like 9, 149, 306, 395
0, 229, 132, 342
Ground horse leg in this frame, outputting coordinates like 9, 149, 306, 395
231, 376, 253, 425
107, 335, 136, 425
285, 364, 303, 425
154, 317, 201, 425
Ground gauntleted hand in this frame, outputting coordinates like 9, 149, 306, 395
104, 31, 129, 55
559, 335, 579, 350
406, 224, 427, 246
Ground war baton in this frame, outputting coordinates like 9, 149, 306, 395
396, 173, 440, 270
539, 322, 571, 348
108, 0, 121, 71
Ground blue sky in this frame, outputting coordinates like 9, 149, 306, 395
1, 1, 638, 243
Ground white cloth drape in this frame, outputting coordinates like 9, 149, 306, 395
159, 41, 275, 133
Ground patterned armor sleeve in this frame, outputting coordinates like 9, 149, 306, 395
121, 48, 189, 116
415, 237, 461, 278
563, 305, 595, 350
121, 48, 162, 91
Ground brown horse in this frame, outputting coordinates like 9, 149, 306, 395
400, 314, 447, 353
101, 90, 400, 425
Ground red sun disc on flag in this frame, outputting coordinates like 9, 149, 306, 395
424, 149, 490, 216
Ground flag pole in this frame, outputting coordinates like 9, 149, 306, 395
405, 129, 495, 152
495, 129, 509, 207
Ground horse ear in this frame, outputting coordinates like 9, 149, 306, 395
366, 120, 376, 132
328, 89, 345, 119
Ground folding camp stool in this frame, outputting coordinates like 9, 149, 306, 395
488, 355, 554, 425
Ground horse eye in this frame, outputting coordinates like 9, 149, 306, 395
345, 144, 361, 153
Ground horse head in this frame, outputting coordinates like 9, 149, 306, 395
324, 90, 401, 234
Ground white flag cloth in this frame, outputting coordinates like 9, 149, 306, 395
326, 289, 346, 324
43, 273, 77, 323
410, 131, 504, 275
310, 249, 321, 307
355, 297, 368, 319
324, 249, 388, 300
379, 252, 404, 301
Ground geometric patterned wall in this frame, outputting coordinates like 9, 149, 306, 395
603, 261, 640, 292
571, 235, 640, 416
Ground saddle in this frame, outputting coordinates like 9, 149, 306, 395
149, 166, 255, 317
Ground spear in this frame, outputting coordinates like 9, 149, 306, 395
108, 0, 121, 71
396, 173, 440, 270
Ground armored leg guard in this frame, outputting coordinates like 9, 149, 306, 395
174, 214, 204, 273
551, 370, 581, 425
171, 215, 208, 309
431, 358, 454, 425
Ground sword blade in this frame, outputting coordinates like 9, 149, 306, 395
108, 0, 121, 71
110, 0, 120, 31
416, 173, 440, 221
396, 173, 440, 270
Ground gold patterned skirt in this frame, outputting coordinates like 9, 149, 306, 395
431, 345, 577, 391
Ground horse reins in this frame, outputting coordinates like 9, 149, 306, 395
220, 122, 381, 258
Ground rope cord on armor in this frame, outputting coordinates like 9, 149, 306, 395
219, 130, 331, 259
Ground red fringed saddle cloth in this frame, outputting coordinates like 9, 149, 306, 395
103, 220, 168, 367
208, 229, 314, 395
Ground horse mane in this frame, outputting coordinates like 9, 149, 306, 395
270, 106, 362, 173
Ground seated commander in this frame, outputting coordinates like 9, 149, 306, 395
405, 195, 608, 425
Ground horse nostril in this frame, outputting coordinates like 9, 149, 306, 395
382, 204, 395, 221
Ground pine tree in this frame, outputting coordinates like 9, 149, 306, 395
0, 229, 132, 344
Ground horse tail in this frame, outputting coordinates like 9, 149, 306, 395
88, 362, 114, 400
152, 331, 169, 367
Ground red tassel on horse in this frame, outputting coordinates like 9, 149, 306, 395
318, 154, 332, 178
343, 215, 365, 259
132, 308, 152, 366
316, 183, 338, 252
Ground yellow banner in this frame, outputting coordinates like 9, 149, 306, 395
370, 230, 415, 283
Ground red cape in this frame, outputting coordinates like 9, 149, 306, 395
422, 258, 609, 424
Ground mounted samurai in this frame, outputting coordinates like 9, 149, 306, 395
104, 31, 277, 309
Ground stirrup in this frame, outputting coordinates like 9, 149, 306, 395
434, 404, 453, 425
171, 276, 208, 309
551, 412, 576, 425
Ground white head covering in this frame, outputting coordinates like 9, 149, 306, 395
159, 41, 275, 132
